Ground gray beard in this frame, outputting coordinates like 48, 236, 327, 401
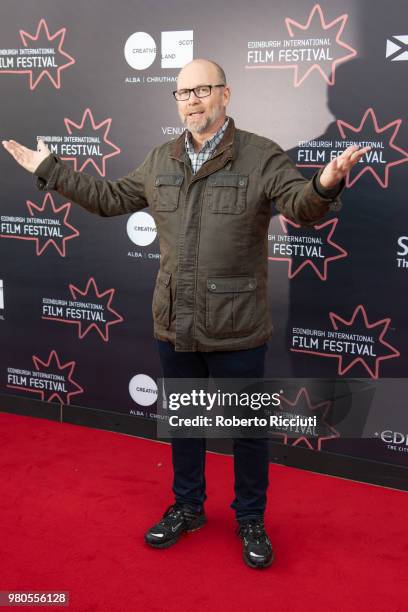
190, 119, 211, 134
183, 108, 224, 134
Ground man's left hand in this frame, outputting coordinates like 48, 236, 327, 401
319, 145, 371, 189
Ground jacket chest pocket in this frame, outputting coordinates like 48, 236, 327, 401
207, 174, 248, 214
206, 276, 257, 338
153, 175, 184, 211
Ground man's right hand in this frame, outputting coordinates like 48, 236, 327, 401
2, 138, 51, 173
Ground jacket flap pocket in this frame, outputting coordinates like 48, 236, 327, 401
208, 174, 248, 188
207, 276, 257, 293
155, 175, 184, 187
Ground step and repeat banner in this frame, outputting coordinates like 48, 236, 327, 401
1, 0, 407, 471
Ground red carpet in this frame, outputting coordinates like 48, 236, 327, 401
0, 411, 407, 612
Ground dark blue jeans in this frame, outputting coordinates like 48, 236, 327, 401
157, 340, 270, 521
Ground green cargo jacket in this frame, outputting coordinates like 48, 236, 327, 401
34, 117, 343, 352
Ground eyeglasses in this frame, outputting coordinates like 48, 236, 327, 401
172, 84, 225, 101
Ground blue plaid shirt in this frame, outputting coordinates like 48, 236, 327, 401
185, 118, 229, 174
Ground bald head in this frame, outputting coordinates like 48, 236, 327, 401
177, 59, 226, 89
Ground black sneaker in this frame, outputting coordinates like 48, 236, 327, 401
145, 503, 206, 549
237, 518, 274, 569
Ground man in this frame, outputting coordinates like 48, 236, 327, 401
3, 59, 369, 570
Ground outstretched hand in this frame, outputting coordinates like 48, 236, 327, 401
320, 144, 371, 189
2, 138, 51, 173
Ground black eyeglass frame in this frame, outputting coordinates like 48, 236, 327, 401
172, 83, 226, 101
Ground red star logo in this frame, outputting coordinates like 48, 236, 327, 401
62, 108, 121, 176
246, 4, 356, 87
285, 4, 357, 86
6, 350, 84, 405
336, 108, 408, 188
0, 193, 79, 257
16, 19, 75, 89
42, 277, 124, 342
271, 387, 340, 450
291, 305, 400, 379
268, 216, 347, 280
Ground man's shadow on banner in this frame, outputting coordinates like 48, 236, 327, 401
267, 53, 408, 380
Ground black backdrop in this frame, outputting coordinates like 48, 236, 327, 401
1, 0, 407, 482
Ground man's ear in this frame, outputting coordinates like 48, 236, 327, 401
223, 86, 231, 106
